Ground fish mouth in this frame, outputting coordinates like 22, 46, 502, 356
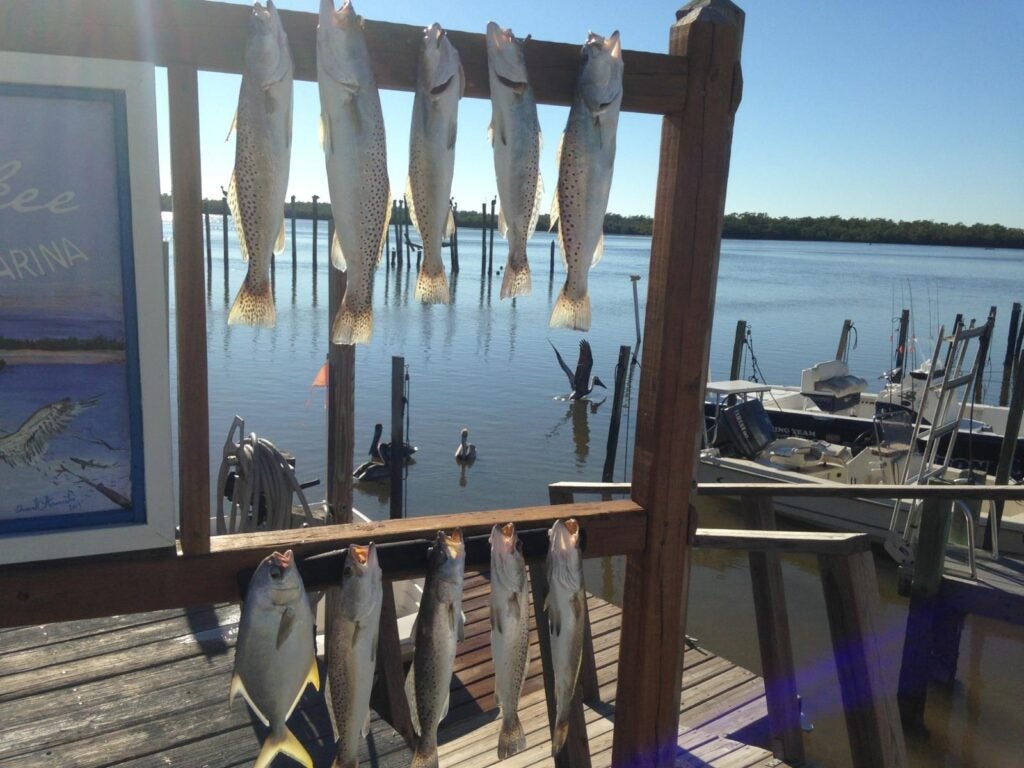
550, 519, 580, 551
424, 22, 444, 49
490, 522, 518, 554
441, 528, 464, 560
496, 74, 528, 95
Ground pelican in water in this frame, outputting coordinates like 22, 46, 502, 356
0, 396, 99, 468
454, 427, 476, 463
550, 339, 606, 400
365, 422, 418, 464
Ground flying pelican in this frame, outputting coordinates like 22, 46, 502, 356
550, 339, 607, 400
0, 396, 99, 468
454, 427, 476, 463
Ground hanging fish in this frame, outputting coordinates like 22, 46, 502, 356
325, 543, 383, 768
489, 522, 531, 758
549, 31, 623, 331
407, 23, 463, 304
230, 550, 319, 768
318, 0, 391, 344
405, 529, 465, 768
226, 0, 293, 327
485, 22, 543, 300
545, 518, 585, 755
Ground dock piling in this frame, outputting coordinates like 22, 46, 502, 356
481, 202, 487, 275
602, 345, 633, 483
390, 356, 405, 520
311, 194, 319, 273
290, 194, 297, 268
488, 196, 496, 273
999, 302, 1021, 406
203, 204, 211, 269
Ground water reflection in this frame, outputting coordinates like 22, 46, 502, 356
546, 399, 603, 468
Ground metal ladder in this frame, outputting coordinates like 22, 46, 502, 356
884, 310, 996, 571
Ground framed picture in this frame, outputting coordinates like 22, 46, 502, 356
0, 52, 174, 564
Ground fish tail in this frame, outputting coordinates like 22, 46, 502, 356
254, 726, 312, 768
414, 267, 450, 305
500, 250, 532, 300
549, 286, 591, 331
330, 749, 359, 768
551, 717, 570, 757
410, 741, 439, 768
497, 712, 527, 758
228, 278, 276, 327
331, 301, 374, 345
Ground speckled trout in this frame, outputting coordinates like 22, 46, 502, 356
549, 31, 622, 331
405, 529, 465, 768
227, 1, 293, 327
318, 0, 391, 344
407, 23, 463, 305
489, 523, 530, 758
545, 518, 585, 756
486, 22, 543, 300
230, 550, 319, 768
325, 543, 383, 768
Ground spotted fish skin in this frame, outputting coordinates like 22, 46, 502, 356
545, 519, 585, 756
549, 31, 622, 332
407, 23, 463, 305
318, 0, 390, 345
406, 530, 465, 768
489, 523, 530, 758
486, 22, 543, 300
227, 0, 293, 328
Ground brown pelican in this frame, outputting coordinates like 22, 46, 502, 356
550, 339, 606, 400
455, 427, 476, 463
366, 422, 417, 463
0, 396, 99, 468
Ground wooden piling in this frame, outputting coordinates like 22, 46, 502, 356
203, 204, 211, 268
985, 344, 1024, 550
999, 302, 1021, 406
894, 308, 910, 383
385, 200, 391, 265
728, 318, 747, 405
602, 345, 633, 483
290, 194, 297, 268
450, 200, 460, 273
395, 200, 403, 267
974, 306, 997, 402
221, 191, 229, 266
328, 217, 335, 263
481, 202, 488, 274
488, 197, 496, 273
549, 239, 556, 278
613, 3, 745, 765
390, 356, 405, 520
311, 194, 319, 272
327, 265, 353, 525
836, 318, 854, 361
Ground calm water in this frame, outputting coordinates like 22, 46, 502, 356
166, 215, 1024, 767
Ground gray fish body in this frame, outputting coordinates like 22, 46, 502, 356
318, 0, 390, 345
486, 23, 542, 300
545, 519, 585, 756
407, 23, 463, 305
231, 550, 319, 768
550, 32, 623, 332
228, 1, 293, 328
406, 530, 465, 768
325, 543, 383, 768
489, 523, 530, 758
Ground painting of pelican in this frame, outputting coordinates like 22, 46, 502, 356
0, 396, 99, 468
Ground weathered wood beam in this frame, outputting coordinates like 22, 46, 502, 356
167, 63, 210, 555
693, 528, 870, 555
0, 500, 643, 628
698, 483, 1024, 500
327, 270, 354, 525
612, 2, 744, 766
0, 0, 686, 115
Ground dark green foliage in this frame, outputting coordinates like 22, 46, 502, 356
0, 335, 125, 351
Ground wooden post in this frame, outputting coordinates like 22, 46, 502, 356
203, 204, 212, 269
744, 497, 805, 764
328, 217, 335, 261
984, 344, 1024, 550
450, 198, 460, 273
727, 318, 747, 406
893, 309, 910, 384
630, 275, 643, 354
612, 3, 744, 766
550, 239, 556, 278
999, 302, 1021, 406
221, 191, 229, 266
327, 266, 353, 526
168, 65, 210, 555
385, 200, 391, 267
481, 202, 488, 275
311, 194, 319, 272
821, 551, 908, 767
529, 563, 592, 768
973, 307, 996, 403
836, 318, 854, 361
390, 356, 405, 520
372, 584, 416, 745
290, 194, 297, 269
488, 196, 496, 273
395, 200, 404, 267
602, 345, 633, 483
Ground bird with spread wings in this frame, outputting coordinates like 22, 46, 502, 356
549, 339, 607, 401
0, 396, 99, 468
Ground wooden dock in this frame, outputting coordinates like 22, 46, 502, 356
0, 572, 786, 768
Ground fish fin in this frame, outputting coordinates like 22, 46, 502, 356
414, 268, 450, 304
254, 726, 313, 768
276, 606, 296, 650
229, 673, 271, 727
571, 590, 585, 623
549, 288, 591, 332
362, 707, 372, 738
457, 609, 465, 642
263, 87, 277, 115
308, 654, 321, 692
447, 117, 457, 151
275, 219, 286, 254
509, 593, 521, 617
319, 112, 332, 153
487, 119, 494, 147
497, 207, 508, 238
548, 603, 560, 637
448, 604, 455, 633
445, 207, 456, 239
498, 713, 527, 759
551, 719, 569, 757
500, 253, 531, 299
225, 110, 237, 142
376, 190, 393, 268
346, 93, 363, 136
331, 230, 347, 271
226, 172, 249, 262
410, 744, 439, 768
228, 279, 276, 327
404, 177, 420, 234
492, 109, 506, 146
440, 690, 450, 721
526, 168, 544, 240
492, 605, 503, 635
405, 661, 421, 736
592, 233, 604, 266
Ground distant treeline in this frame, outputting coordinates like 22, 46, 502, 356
0, 335, 125, 351
161, 194, 1023, 249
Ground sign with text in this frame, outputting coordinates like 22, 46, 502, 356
0, 54, 173, 563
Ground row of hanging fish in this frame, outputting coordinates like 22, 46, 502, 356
230, 518, 584, 768
226, 1, 624, 340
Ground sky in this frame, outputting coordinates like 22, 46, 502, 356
154, 0, 1024, 228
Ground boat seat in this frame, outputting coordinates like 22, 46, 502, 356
800, 359, 868, 412
762, 437, 852, 470
870, 408, 914, 461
